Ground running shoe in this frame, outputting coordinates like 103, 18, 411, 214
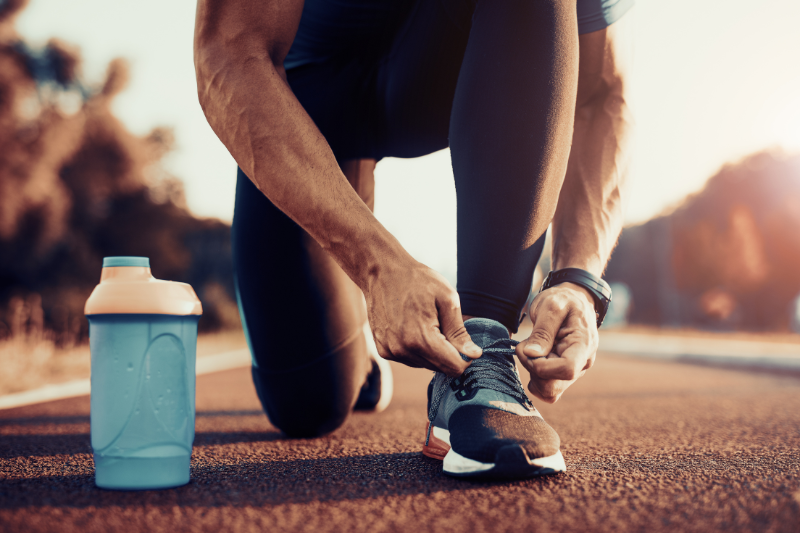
422, 318, 566, 478
354, 322, 394, 412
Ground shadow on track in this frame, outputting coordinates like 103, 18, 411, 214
0, 410, 265, 427
0, 409, 279, 459
0, 414, 91, 427
0, 433, 91, 459
0, 451, 551, 510
0, 429, 286, 459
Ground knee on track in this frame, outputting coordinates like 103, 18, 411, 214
250, 363, 359, 439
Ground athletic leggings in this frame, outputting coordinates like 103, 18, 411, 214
233, 0, 584, 437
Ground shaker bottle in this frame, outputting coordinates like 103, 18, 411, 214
84, 256, 202, 490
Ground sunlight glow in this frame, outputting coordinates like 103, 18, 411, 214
13, 0, 800, 273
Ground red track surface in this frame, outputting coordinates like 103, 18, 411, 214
2, 354, 800, 532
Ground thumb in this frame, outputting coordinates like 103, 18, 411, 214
520, 309, 561, 359
437, 292, 482, 359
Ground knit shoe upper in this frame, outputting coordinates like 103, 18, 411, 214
424, 318, 563, 478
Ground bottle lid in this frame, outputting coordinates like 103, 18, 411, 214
85, 257, 203, 316
102, 256, 150, 268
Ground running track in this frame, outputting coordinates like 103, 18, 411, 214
2, 354, 799, 532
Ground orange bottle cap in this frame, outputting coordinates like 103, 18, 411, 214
84, 257, 202, 316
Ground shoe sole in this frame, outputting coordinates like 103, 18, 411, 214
422, 422, 566, 479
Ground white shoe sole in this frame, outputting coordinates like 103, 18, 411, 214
444, 447, 567, 476
426, 425, 567, 478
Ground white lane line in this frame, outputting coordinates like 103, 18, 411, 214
0, 381, 91, 411
599, 333, 800, 370
0, 349, 252, 411
195, 349, 252, 375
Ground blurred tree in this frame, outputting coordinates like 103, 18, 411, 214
606, 151, 800, 331
0, 0, 235, 342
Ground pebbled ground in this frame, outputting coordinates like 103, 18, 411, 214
1, 354, 799, 532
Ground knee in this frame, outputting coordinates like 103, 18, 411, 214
252, 365, 354, 438
267, 398, 351, 438
249, 332, 368, 438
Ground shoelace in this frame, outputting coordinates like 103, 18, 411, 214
427, 338, 532, 434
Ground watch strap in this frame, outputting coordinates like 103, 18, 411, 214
540, 268, 612, 328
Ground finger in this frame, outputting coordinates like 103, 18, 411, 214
422, 330, 471, 377
526, 376, 566, 404
530, 349, 584, 381
583, 350, 597, 371
375, 336, 434, 371
436, 291, 482, 359
534, 332, 594, 379
520, 303, 564, 358
396, 352, 437, 371
373, 335, 392, 361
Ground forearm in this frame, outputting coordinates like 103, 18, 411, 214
194, 4, 410, 289
551, 24, 633, 277
552, 94, 631, 276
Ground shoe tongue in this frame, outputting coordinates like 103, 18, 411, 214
464, 318, 510, 349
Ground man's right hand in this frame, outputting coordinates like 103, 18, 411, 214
364, 260, 482, 377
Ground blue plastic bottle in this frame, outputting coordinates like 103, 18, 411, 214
85, 256, 202, 490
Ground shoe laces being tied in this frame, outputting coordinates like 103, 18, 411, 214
427, 338, 532, 424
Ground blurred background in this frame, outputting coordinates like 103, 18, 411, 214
1, 0, 800, 391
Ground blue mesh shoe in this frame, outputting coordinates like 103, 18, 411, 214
422, 318, 565, 478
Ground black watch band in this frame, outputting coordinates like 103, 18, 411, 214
540, 268, 612, 328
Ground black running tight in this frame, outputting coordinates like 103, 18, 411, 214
233, 0, 579, 436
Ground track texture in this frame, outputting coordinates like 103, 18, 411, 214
2, 354, 800, 532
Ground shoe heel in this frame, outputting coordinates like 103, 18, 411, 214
421, 421, 450, 461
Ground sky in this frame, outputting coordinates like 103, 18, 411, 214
14, 0, 800, 279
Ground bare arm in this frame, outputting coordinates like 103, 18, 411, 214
552, 18, 633, 276
194, 0, 392, 285
517, 15, 634, 402
194, 0, 481, 375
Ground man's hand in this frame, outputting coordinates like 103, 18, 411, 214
365, 260, 482, 377
515, 282, 598, 403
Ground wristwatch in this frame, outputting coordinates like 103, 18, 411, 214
540, 268, 613, 328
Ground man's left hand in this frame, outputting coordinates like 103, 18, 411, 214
515, 282, 599, 403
